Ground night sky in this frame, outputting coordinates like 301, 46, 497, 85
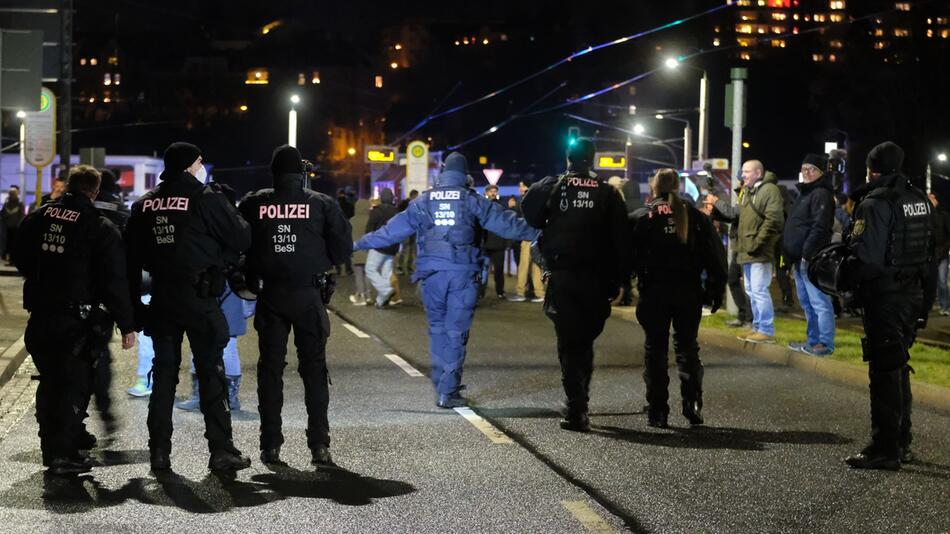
65, 0, 950, 195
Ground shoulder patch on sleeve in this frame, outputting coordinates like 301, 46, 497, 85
852, 219, 865, 236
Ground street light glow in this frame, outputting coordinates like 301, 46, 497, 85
290, 94, 300, 104
633, 124, 645, 136
655, 114, 664, 119
938, 153, 948, 162
665, 57, 680, 69
15, 111, 26, 119
347, 147, 357, 156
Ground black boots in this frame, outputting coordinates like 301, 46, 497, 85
682, 399, 704, 426
260, 447, 285, 465
559, 412, 591, 433
209, 444, 252, 472
311, 444, 335, 466
846, 367, 905, 470
150, 448, 171, 472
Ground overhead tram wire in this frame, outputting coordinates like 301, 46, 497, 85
443, 4, 918, 148
447, 82, 567, 150
398, 3, 732, 134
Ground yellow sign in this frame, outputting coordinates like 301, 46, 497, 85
367, 149, 395, 163
597, 155, 626, 169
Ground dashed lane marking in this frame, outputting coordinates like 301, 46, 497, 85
453, 407, 514, 444
561, 500, 617, 534
342, 323, 371, 339
384, 353, 424, 377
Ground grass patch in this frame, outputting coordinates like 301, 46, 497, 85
701, 313, 950, 389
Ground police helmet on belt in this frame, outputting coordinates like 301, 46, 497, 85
866, 141, 904, 175
271, 145, 305, 175
807, 242, 851, 298
567, 138, 596, 168
163, 142, 202, 174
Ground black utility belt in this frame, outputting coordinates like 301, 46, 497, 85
264, 274, 327, 289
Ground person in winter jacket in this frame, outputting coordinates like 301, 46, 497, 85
783, 154, 836, 355
734, 162, 784, 343
365, 188, 399, 307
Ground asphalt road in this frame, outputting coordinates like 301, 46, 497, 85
0, 274, 947, 533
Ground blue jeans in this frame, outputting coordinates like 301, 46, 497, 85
742, 262, 775, 336
938, 257, 949, 311
794, 260, 835, 350
190, 337, 241, 376
365, 250, 395, 305
136, 294, 154, 377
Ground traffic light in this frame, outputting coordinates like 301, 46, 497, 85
567, 126, 580, 146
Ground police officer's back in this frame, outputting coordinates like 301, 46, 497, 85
521, 138, 630, 432
238, 145, 352, 466
834, 142, 935, 470
630, 168, 726, 428
126, 142, 252, 472
15, 165, 136, 476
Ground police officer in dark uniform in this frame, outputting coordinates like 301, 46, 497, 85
15, 165, 136, 476
80, 169, 132, 440
630, 169, 727, 428
238, 145, 352, 467
126, 142, 252, 472
813, 142, 935, 470
521, 139, 631, 432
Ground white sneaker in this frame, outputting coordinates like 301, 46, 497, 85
531, 297, 544, 303
507, 295, 527, 302
349, 294, 368, 306
127, 377, 152, 397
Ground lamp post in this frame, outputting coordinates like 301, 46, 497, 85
288, 94, 300, 147
16, 111, 26, 194
665, 57, 709, 163
927, 152, 949, 194
656, 113, 692, 170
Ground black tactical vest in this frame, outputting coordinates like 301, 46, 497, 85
31, 197, 97, 307
245, 188, 334, 285
135, 181, 204, 279
542, 173, 613, 270
870, 179, 933, 275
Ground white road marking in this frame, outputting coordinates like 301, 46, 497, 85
453, 407, 514, 444
561, 500, 617, 534
384, 353, 424, 377
342, 323, 370, 339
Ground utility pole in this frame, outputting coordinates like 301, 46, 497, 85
683, 123, 693, 171
726, 67, 747, 315
698, 71, 709, 162
59, 0, 73, 176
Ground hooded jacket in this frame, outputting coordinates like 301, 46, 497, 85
782, 174, 835, 265
365, 188, 399, 255
735, 171, 784, 264
353, 154, 537, 280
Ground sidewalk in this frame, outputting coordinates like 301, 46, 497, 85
0, 268, 27, 390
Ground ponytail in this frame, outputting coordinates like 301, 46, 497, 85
667, 193, 689, 244
650, 168, 689, 244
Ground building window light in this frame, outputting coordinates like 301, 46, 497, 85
740, 51, 752, 60
312, 71, 320, 84
297, 73, 306, 85
812, 53, 824, 62
894, 2, 910, 11
79, 58, 86, 66
772, 13, 787, 20
90, 58, 98, 66
103, 73, 111, 86
893, 28, 910, 37
245, 69, 269, 85
829, 0, 845, 9
713, 38, 721, 46
375, 75, 383, 88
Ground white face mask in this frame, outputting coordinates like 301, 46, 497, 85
193, 164, 208, 183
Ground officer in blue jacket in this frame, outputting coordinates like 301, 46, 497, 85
355, 152, 538, 408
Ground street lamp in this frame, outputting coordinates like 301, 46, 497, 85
664, 56, 709, 162
939, 153, 948, 163
288, 94, 300, 146
655, 114, 693, 170
633, 123, 646, 136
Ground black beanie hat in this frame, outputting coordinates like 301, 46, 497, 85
802, 153, 827, 171
567, 138, 596, 167
271, 145, 304, 175
866, 141, 904, 174
163, 142, 202, 174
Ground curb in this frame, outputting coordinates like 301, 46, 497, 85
0, 335, 27, 390
610, 306, 950, 415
